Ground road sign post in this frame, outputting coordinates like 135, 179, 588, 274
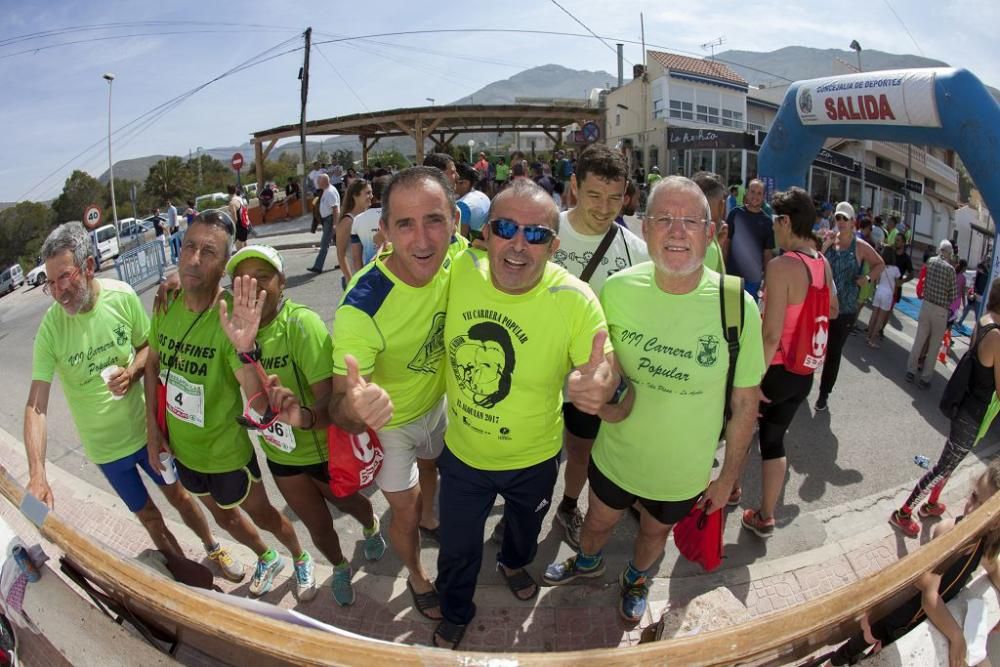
83, 204, 102, 230
231, 152, 244, 190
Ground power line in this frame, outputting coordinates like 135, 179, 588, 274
881, 0, 925, 56
547, 0, 633, 66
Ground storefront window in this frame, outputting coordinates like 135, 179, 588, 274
830, 173, 847, 204
668, 149, 684, 176
720, 150, 743, 187
746, 151, 758, 181
689, 150, 713, 175
811, 167, 830, 203
649, 145, 659, 172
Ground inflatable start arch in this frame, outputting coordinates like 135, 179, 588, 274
759, 67, 1000, 276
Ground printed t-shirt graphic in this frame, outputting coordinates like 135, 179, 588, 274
593, 264, 765, 501
150, 292, 252, 473
32, 279, 149, 464
248, 301, 332, 466
444, 250, 610, 471
552, 211, 649, 293
332, 249, 454, 429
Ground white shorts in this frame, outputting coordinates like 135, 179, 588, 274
375, 398, 446, 493
871, 287, 894, 311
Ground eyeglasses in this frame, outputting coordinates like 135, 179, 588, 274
644, 215, 709, 232
43, 266, 81, 296
489, 218, 556, 244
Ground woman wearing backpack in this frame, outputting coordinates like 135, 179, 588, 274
889, 278, 1000, 538
740, 187, 839, 537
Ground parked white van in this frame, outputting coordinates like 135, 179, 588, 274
93, 224, 120, 262
0, 264, 24, 295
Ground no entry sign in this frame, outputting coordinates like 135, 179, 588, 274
231, 152, 244, 171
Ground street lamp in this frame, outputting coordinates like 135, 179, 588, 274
103, 72, 119, 230
849, 40, 862, 73
426, 97, 435, 106
467, 139, 476, 163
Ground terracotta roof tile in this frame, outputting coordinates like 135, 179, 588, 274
648, 50, 747, 87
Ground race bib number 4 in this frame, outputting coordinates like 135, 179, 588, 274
248, 407, 297, 453
163, 372, 205, 428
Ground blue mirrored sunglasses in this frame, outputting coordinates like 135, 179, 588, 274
489, 218, 555, 244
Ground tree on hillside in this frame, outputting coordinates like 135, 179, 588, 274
186, 155, 234, 196
52, 170, 105, 223
369, 149, 410, 171
144, 156, 194, 203
0, 202, 55, 269
246, 159, 296, 188
330, 149, 355, 169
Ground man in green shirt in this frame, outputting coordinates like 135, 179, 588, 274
24, 222, 242, 583
494, 157, 510, 191
145, 211, 307, 598
330, 166, 460, 622
432, 179, 612, 649
544, 176, 764, 623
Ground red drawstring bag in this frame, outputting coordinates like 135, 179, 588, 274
673, 499, 724, 572
156, 382, 167, 435
327, 426, 384, 497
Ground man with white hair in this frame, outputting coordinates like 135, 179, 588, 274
543, 176, 764, 623
307, 173, 340, 274
907, 240, 957, 388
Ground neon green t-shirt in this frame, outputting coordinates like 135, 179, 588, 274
495, 164, 510, 182
150, 293, 252, 473
593, 264, 765, 501
444, 250, 610, 471
703, 238, 725, 274
646, 173, 662, 187
32, 279, 149, 465
250, 301, 332, 466
332, 250, 452, 429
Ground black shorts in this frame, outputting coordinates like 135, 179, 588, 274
562, 402, 601, 439
235, 223, 249, 242
266, 458, 329, 483
588, 459, 699, 525
176, 451, 261, 508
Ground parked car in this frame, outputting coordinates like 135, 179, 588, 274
0, 264, 24, 295
118, 217, 155, 250
195, 193, 229, 210
25, 264, 46, 288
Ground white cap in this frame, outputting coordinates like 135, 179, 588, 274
225, 244, 284, 276
834, 202, 855, 220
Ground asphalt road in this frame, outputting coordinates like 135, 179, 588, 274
0, 244, 996, 582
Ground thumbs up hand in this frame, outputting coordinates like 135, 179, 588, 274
343, 354, 394, 431
567, 331, 617, 415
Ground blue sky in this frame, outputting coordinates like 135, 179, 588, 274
1, 0, 996, 203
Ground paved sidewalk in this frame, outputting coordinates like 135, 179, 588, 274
0, 422, 992, 660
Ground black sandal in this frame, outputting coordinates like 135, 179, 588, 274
418, 524, 441, 543
497, 565, 539, 601
432, 619, 468, 650
407, 580, 442, 620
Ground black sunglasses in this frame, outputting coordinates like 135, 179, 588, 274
489, 218, 555, 244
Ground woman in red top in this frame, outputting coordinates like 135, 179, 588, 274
741, 187, 839, 537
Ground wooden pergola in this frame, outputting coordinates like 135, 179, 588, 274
250, 104, 604, 187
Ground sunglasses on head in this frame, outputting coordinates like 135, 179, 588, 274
489, 218, 555, 244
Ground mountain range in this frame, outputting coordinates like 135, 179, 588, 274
68, 46, 997, 199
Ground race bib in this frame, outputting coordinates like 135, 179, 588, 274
248, 407, 297, 453
161, 371, 205, 428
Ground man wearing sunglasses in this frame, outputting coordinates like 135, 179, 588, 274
24, 222, 244, 586
433, 179, 614, 649
551, 143, 649, 551
545, 176, 764, 623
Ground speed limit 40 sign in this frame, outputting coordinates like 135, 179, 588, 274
83, 204, 103, 230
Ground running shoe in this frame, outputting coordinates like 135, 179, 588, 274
741, 509, 776, 538
918, 502, 947, 518
294, 553, 317, 601
727, 485, 742, 507
249, 553, 286, 596
889, 510, 920, 538
330, 562, 355, 606
555, 507, 584, 550
905, 371, 915, 383
618, 570, 650, 623
814, 394, 829, 412
542, 555, 605, 585
363, 515, 387, 561
206, 544, 246, 582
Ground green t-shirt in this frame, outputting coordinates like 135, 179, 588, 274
593, 264, 765, 501
250, 301, 332, 466
150, 293, 252, 473
332, 250, 452, 429
495, 164, 510, 182
646, 173, 662, 187
703, 238, 725, 274
32, 279, 149, 465
886, 228, 898, 248
444, 250, 609, 471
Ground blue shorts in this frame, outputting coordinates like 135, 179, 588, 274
97, 446, 170, 513
744, 281, 762, 303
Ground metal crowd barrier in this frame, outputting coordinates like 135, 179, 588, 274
114, 240, 166, 292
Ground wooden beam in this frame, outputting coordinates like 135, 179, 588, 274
254, 140, 264, 193
260, 138, 278, 162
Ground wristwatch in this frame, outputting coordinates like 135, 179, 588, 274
607, 376, 630, 405
237, 341, 262, 365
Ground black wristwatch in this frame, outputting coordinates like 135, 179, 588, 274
237, 341, 262, 365
607, 376, 630, 405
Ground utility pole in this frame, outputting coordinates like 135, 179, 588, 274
299, 27, 312, 214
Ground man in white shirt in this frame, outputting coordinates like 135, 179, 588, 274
307, 173, 341, 274
307, 161, 323, 194
549, 143, 648, 550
